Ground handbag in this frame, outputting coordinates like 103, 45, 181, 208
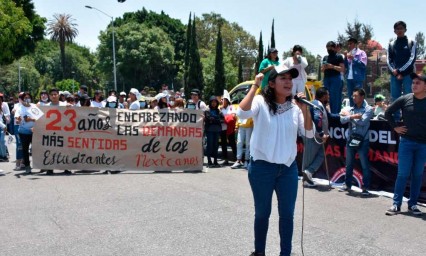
348, 133, 365, 148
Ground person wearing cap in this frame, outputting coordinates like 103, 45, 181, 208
339, 88, 373, 196
282, 45, 308, 95
119, 91, 128, 109
373, 94, 387, 118
258, 48, 280, 89
204, 95, 224, 167
384, 73, 426, 216
154, 92, 169, 110
128, 88, 141, 110
37, 90, 50, 106
237, 65, 313, 256
387, 21, 417, 121
322, 41, 345, 114
78, 85, 88, 97
344, 37, 367, 107
188, 89, 207, 110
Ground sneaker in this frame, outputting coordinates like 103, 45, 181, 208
231, 161, 244, 169
338, 184, 351, 192
408, 205, 423, 215
361, 189, 371, 196
45, 170, 54, 175
249, 252, 265, 256
385, 205, 401, 216
25, 166, 32, 174
63, 170, 72, 175
302, 170, 316, 186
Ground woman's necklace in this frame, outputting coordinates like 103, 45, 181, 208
276, 101, 293, 114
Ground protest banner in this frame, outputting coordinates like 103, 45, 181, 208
296, 119, 426, 203
32, 107, 204, 171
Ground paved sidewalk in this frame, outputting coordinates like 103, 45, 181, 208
1, 142, 425, 256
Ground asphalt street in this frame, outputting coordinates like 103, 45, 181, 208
1, 141, 425, 256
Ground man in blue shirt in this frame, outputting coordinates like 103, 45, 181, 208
339, 88, 373, 196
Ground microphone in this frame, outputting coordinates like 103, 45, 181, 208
294, 95, 321, 110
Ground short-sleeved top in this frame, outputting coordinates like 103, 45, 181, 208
323, 54, 344, 77
258, 58, 280, 88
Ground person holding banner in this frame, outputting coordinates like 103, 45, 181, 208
128, 88, 141, 110
385, 73, 426, 216
238, 66, 313, 256
16, 92, 36, 174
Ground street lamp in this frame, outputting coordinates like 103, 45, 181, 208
85, 5, 117, 92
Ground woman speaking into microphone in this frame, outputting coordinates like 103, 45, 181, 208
237, 65, 313, 256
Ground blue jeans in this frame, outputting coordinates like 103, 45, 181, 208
393, 137, 426, 207
345, 139, 371, 189
14, 125, 23, 160
302, 136, 324, 174
0, 130, 6, 158
236, 127, 252, 161
390, 75, 412, 121
248, 159, 298, 256
205, 131, 220, 160
323, 75, 342, 114
346, 79, 363, 106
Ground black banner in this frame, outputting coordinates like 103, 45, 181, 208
297, 119, 426, 203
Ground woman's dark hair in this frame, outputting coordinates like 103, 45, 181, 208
157, 98, 168, 109
261, 78, 292, 115
208, 96, 219, 110
292, 45, 303, 55
21, 92, 33, 101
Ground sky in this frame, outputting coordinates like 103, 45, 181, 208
32, 0, 426, 57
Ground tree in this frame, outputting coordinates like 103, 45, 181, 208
47, 13, 78, 79
187, 15, 205, 97
373, 72, 391, 94
213, 28, 225, 96
184, 13, 192, 87
12, 0, 46, 60
270, 19, 275, 48
337, 19, 377, 56
0, 0, 32, 64
255, 31, 264, 74
415, 32, 425, 59
98, 22, 175, 92
238, 57, 243, 83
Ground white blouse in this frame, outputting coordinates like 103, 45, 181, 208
237, 95, 313, 166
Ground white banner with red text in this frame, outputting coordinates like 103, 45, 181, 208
32, 107, 204, 171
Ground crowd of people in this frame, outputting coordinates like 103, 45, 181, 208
0, 19, 425, 256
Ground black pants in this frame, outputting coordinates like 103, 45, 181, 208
19, 133, 33, 167
220, 130, 236, 161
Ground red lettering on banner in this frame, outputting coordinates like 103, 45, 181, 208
369, 150, 398, 164
67, 137, 127, 150
46, 109, 62, 131
140, 126, 203, 137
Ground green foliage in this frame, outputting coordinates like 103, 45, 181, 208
373, 72, 391, 93
187, 15, 205, 96
117, 8, 186, 89
55, 79, 80, 93
184, 13, 192, 87
255, 32, 264, 75
337, 19, 376, 56
98, 22, 175, 92
270, 19, 275, 48
415, 32, 425, 59
213, 28, 225, 96
47, 13, 79, 79
0, 0, 32, 64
